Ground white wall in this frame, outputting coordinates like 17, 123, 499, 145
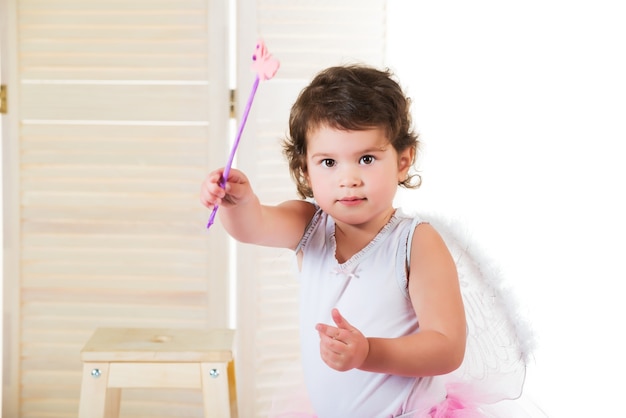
388, 1, 626, 417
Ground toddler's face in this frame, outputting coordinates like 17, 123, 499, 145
305, 125, 411, 227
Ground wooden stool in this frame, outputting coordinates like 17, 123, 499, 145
78, 327, 237, 418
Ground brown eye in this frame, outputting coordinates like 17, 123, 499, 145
321, 159, 336, 168
360, 155, 375, 165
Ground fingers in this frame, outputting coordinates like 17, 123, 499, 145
316, 309, 351, 343
200, 168, 245, 209
331, 308, 352, 331
316, 323, 345, 345
316, 309, 370, 372
317, 330, 350, 371
200, 169, 225, 208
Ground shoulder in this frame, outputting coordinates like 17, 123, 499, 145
256, 199, 318, 250
281, 199, 319, 239
398, 211, 456, 281
394, 209, 444, 257
409, 222, 452, 264
277, 199, 318, 218
407, 221, 458, 296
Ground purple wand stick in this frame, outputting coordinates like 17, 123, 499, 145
206, 40, 280, 229
206, 77, 259, 228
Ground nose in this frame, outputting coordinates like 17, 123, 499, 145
338, 166, 362, 188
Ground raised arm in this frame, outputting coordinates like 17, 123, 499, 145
200, 167, 316, 250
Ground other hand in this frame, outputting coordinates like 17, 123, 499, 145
315, 308, 369, 372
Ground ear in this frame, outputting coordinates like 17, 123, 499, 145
397, 147, 415, 181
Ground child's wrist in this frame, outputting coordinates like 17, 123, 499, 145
357, 337, 372, 370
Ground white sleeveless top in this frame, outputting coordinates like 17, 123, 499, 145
295, 207, 445, 418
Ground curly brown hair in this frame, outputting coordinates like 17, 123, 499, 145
283, 64, 421, 198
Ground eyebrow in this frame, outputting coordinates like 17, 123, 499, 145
309, 146, 387, 160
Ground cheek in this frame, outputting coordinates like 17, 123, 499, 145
308, 172, 333, 199
308, 173, 326, 193
307, 166, 326, 183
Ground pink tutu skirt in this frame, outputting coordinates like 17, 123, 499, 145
269, 379, 545, 418
426, 384, 487, 418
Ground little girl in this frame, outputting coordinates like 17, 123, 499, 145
202, 65, 499, 417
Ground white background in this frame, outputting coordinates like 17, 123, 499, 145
388, 1, 626, 417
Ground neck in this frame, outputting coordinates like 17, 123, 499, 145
334, 208, 395, 263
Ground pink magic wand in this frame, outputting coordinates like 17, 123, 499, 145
206, 40, 280, 229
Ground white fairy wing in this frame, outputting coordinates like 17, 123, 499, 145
424, 213, 535, 404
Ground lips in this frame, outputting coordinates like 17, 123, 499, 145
338, 197, 365, 206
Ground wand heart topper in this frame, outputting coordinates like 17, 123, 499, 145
207, 40, 280, 229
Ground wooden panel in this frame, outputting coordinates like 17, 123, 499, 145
19, 0, 211, 81
12, 0, 230, 417
21, 84, 211, 121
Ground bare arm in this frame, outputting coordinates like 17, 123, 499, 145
200, 167, 316, 249
316, 223, 466, 377
361, 222, 466, 376
221, 196, 316, 249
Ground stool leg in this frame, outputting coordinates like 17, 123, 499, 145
78, 363, 122, 418
200, 362, 237, 418
104, 387, 122, 418
226, 361, 238, 417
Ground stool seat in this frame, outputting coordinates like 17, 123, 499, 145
78, 327, 237, 418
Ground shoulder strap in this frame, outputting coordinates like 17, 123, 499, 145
295, 203, 322, 253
